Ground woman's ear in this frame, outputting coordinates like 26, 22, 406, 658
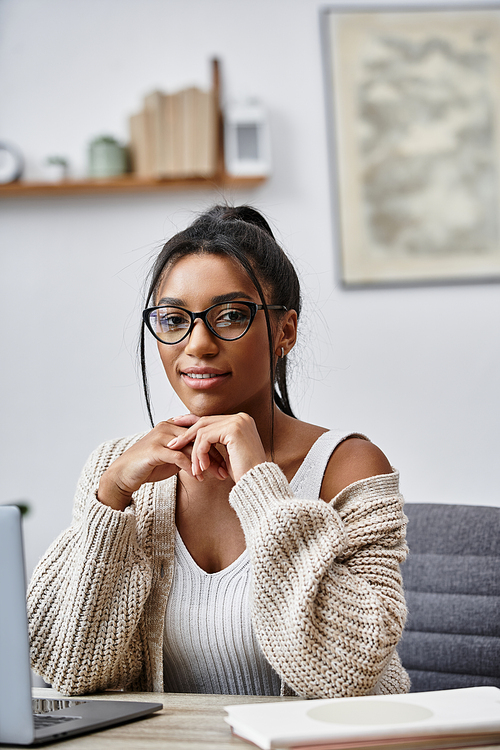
275, 309, 298, 358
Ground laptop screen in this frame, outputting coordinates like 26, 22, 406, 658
0, 505, 35, 744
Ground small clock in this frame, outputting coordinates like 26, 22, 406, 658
0, 141, 24, 184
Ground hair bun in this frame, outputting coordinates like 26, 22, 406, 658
208, 205, 276, 239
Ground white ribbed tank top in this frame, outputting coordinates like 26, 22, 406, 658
162, 430, 360, 695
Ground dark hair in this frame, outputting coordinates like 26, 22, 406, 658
140, 205, 302, 430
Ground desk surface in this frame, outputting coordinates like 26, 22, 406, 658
6, 687, 297, 749
6, 688, 500, 750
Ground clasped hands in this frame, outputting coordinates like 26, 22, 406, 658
97, 413, 267, 511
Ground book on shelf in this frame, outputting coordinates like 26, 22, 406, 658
162, 92, 176, 177
129, 85, 218, 180
195, 88, 217, 176
143, 90, 170, 177
178, 86, 198, 175
224, 686, 500, 750
129, 109, 154, 178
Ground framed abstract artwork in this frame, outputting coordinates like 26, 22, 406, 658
322, 5, 500, 285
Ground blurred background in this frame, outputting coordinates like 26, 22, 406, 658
1, 0, 499, 577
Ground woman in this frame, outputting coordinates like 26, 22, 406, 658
28, 205, 409, 698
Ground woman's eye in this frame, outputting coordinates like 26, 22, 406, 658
158, 312, 190, 329
215, 309, 248, 328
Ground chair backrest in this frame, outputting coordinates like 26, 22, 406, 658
398, 503, 500, 692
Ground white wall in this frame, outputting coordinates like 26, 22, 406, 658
1, 0, 499, 576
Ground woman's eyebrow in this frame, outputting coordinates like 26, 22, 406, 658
156, 296, 184, 306
211, 292, 254, 304
156, 291, 254, 306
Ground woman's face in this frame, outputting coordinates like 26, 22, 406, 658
155, 253, 287, 418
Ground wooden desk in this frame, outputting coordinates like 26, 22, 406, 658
8, 687, 297, 749
5, 688, 500, 750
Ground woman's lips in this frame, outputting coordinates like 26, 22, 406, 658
180, 370, 231, 390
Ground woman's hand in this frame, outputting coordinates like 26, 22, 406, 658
167, 412, 267, 485
97, 420, 227, 511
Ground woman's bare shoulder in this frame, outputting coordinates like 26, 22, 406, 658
320, 437, 393, 502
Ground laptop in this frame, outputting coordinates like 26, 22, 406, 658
0, 505, 162, 745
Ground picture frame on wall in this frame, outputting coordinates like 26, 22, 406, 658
322, 4, 500, 286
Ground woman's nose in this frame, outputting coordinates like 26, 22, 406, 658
184, 319, 219, 357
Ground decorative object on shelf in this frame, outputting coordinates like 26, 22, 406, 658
322, 5, 500, 286
88, 135, 127, 178
0, 141, 24, 184
43, 155, 69, 182
224, 99, 271, 177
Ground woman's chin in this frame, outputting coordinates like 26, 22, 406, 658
178, 393, 231, 418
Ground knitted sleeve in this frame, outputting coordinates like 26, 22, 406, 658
27, 435, 154, 696
229, 463, 409, 699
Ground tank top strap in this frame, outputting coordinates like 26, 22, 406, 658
290, 430, 368, 500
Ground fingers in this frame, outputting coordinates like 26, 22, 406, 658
160, 445, 193, 475
165, 416, 215, 451
191, 433, 218, 479
167, 422, 217, 480
162, 416, 229, 482
168, 414, 200, 428
166, 413, 266, 484
190, 443, 229, 482
166, 433, 228, 482
135, 420, 196, 479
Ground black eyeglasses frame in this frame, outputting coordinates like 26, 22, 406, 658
143, 301, 287, 345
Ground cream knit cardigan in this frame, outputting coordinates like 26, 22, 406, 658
28, 433, 410, 698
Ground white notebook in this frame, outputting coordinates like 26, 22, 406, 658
225, 686, 500, 750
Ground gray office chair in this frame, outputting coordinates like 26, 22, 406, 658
398, 502, 500, 692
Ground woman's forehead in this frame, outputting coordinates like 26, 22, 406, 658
156, 253, 263, 303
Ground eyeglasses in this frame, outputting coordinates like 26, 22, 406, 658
143, 301, 286, 345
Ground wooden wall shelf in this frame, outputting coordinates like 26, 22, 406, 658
0, 62, 267, 200
0, 174, 266, 199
